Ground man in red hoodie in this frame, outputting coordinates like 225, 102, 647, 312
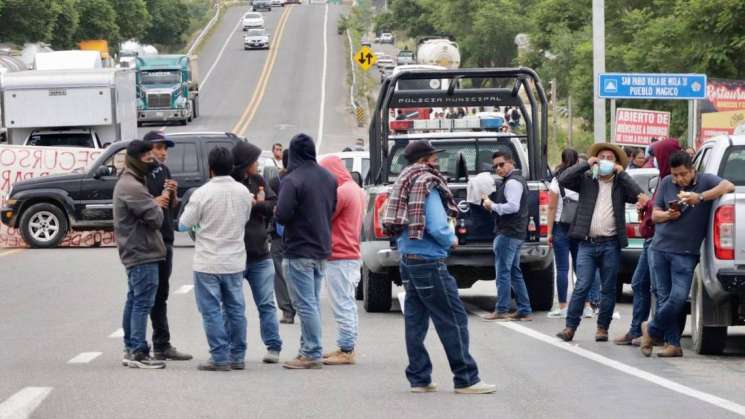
319, 156, 366, 365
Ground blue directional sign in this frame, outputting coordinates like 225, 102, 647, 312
599, 73, 707, 100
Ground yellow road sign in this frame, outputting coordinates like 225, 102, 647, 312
355, 46, 377, 71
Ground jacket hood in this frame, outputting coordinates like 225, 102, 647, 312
319, 155, 353, 187
231, 141, 262, 181
287, 133, 316, 172
651, 138, 681, 178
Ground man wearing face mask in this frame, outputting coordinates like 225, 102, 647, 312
114, 140, 168, 369
556, 143, 648, 343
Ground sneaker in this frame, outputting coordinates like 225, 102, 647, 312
262, 350, 280, 364
197, 360, 231, 371
508, 312, 533, 322
283, 355, 322, 369
323, 350, 342, 359
323, 350, 355, 365
582, 306, 594, 318
454, 381, 497, 394
411, 383, 438, 393
230, 361, 246, 370
547, 308, 567, 319
153, 346, 193, 361
280, 313, 295, 324
128, 352, 166, 369
121, 349, 132, 367
482, 312, 511, 321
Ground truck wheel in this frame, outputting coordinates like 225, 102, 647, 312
691, 271, 727, 354
524, 261, 554, 311
192, 96, 199, 119
355, 266, 364, 300
19, 203, 69, 248
363, 265, 392, 312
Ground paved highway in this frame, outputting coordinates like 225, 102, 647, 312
5, 3, 745, 419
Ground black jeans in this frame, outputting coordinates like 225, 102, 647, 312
150, 244, 172, 351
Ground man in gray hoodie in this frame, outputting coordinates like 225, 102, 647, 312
114, 140, 168, 369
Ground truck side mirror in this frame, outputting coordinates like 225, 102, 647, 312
94, 165, 114, 179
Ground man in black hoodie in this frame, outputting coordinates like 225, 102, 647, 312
232, 141, 283, 364
276, 133, 337, 369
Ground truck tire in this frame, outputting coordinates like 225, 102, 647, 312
19, 203, 69, 249
691, 272, 727, 354
192, 96, 199, 119
363, 266, 392, 312
524, 261, 554, 311
355, 266, 364, 300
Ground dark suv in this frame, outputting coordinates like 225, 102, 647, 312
1, 132, 244, 248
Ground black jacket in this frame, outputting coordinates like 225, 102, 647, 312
146, 163, 174, 245
558, 160, 643, 248
275, 134, 337, 260
241, 173, 276, 261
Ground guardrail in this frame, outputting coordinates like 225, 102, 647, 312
186, 3, 222, 55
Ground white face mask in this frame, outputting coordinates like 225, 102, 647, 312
598, 159, 615, 176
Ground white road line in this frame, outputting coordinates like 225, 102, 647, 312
468, 300, 745, 417
108, 328, 124, 338
0, 387, 53, 419
316, 3, 329, 151
200, 14, 245, 90
67, 352, 102, 364
174, 285, 194, 294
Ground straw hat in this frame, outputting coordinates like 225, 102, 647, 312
587, 143, 628, 168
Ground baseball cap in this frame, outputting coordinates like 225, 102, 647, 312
404, 141, 444, 163
143, 130, 175, 148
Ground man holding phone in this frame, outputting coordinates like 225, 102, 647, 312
144, 131, 193, 362
641, 151, 735, 358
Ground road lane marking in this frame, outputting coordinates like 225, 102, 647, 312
315, 3, 329, 151
200, 10, 247, 90
67, 352, 102, 364
0, 387, 53, 419
0, 250, 23, 258
108, 328, 124, 338
174, 285, 194, 294
466, 302, 745, 417
233, 5, 293, 136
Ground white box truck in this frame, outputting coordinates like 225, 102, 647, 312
0, 68, 137, 146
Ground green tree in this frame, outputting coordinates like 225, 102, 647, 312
144, 0, 191, 46
111, 0, 151, 42
0, 0, 62, 44
75, 0, 120, 42
50, 0, 80, 49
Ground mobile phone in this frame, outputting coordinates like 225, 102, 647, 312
668, 200, 681, 211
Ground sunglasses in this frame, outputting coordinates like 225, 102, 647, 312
493, 162, 506, 169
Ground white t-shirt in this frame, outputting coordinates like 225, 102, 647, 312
549, 177, 579, 222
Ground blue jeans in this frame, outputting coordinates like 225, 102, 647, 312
325, 259, 362, 352
194, 271, 247, 365
123, 263, 159, 354
554, 223, 601, 305
567, 240, 620, 330
400, 257, 480, 389
283, 258, 324, 360
628, 240, 653, 337
244, 258, 282, 352
648, 250, 699, 347
493, 234, 532, 315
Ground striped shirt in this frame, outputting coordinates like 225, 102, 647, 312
179, 176, 253, 274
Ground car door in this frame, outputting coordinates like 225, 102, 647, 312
165, 141, 202, 197
74, 145, 127, 226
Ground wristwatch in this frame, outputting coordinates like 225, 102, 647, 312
698, 192, 705, 203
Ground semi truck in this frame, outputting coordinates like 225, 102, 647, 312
416, 38, 461, 69
0, 68, 137, 146
135, 55, 199, 126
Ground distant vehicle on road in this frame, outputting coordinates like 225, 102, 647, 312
252, 0, 272, 11
689, 135, 745, 354
135, 54, 200, 126
242, 12, 265, 30
396, 49, 415, 65
244, 28, 270, 50
0, 68, 137, 146
416, 37, 461, 69
284, 0, 301, 3
361, 38, 372, 47
377, 33, 394, 44
1, 132, 245, 248
271, 0, 285, 6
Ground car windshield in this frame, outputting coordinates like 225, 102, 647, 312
720, 145, 745, 186
27, 133, 93, 148
248, 29, 266, 36
245, 13, 261, 19
399, 52, 413, 58
388, 140, 521, 181
140, 70, 181, 85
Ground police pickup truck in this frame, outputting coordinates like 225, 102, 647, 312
1, 132, 243, 248
360, 68, 554, 312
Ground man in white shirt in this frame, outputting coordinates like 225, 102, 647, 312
179, 147, 253, 371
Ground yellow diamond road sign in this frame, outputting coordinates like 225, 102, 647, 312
355, 46, 377, 71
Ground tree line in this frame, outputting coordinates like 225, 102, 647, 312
375, 0, 745, 137
0, 0, 214, 52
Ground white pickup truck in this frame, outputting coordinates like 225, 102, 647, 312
690, 135, 745, 354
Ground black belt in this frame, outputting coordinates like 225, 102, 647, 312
587, 235, 617, 244
401, 254, 443, 262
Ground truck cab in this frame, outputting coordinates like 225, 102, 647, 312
135, 55, 199, 126
361, 67, 554, 313
689, 135, 745, 354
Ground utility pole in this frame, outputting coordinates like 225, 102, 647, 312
592, 0, 606, 143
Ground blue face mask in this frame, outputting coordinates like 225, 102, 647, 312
598, 159, 615, 176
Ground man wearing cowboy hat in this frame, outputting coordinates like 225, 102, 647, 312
555, 142, 649, 343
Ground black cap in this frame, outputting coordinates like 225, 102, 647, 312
404, 141, 443, 163
232, 141, 262, 170
143, 130, 175, 148
127, 140, 153, 159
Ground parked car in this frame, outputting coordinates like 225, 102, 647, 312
271, 0, 285, 6
1, 132, 244, 248
23, 127, 105, 149
689, 135, 745, 354
252, 0, 272, 12
244, 28, 270, 50
242, 12, 265, 30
